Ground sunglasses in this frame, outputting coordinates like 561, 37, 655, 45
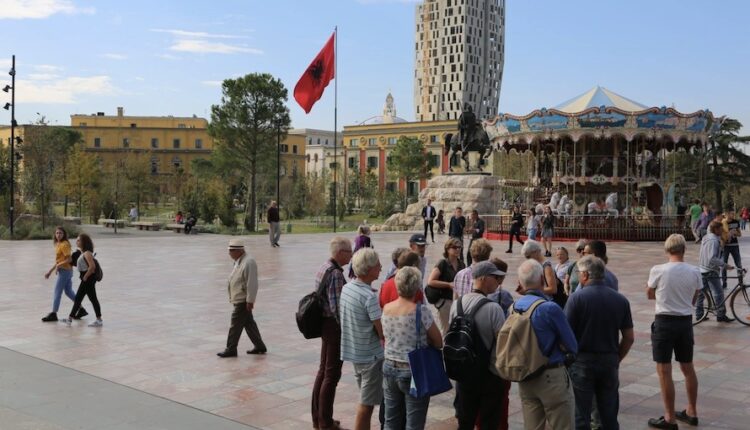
449, 246, 462, 250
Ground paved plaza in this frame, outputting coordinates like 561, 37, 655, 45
1, 226, 750, 429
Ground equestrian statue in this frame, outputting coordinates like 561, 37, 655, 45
444, 104, 493, 172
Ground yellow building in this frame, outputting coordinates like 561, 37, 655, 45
70, 107, 212, 175
279, 131, 307, 178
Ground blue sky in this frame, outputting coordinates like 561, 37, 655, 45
1, 0, 749, 133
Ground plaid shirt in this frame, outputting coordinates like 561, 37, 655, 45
315, 259, 346, 324
453, 265, 474, 298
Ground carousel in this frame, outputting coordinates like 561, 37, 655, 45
483, 86, 722, 240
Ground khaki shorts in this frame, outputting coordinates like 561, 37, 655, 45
353, 359, 384, 406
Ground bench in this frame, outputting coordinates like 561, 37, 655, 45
62, 216, 82, 225
98, 218, 125, 228
165, 223, 205, 234
131, 221, 163, 231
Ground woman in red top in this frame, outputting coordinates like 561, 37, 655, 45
379, 250, 424, 308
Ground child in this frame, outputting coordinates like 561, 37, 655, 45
436, 209, 446, 234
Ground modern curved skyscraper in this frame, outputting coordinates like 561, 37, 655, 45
414, 0, 505, 121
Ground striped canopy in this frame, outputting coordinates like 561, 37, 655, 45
553, 86, 648, 113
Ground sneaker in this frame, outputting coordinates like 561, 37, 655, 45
88, 319, 103, 327
505, 249, 512, 253
74, 308, 88, 320
717, 315, 735, 323
59, 318, 72, 326
676, 410, 699, 426
42, 312, 58, 322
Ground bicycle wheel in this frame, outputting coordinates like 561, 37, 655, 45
730, 284, 750, 326
693, 288, 711, 326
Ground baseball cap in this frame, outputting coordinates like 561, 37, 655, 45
409, 234, 427, 245
472, 261, 506, 279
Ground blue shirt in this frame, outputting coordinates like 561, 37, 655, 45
564, 281, 633, 354
340, 279, 383, 364
513, 290, 578, 365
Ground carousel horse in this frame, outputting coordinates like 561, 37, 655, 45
444, 126, 492, 172
549, 192, 561, 212
605, 192, 619, 216
558, 195, 571, 215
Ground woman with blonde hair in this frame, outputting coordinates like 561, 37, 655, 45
426, 237, 465, 334
42, 226, 86, 322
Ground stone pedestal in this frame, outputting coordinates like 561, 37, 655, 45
379, 174, 500, 231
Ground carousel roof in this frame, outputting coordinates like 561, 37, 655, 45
554, 86, 648, 113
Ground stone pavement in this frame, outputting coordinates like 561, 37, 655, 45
1, 225, 750, 429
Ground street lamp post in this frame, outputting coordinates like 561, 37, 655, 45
3, 55, 17, 238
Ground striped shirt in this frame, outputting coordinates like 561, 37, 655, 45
340, 279, 383, 364
453, 265, 474, 298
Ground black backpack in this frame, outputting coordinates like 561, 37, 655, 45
296, 266, 336, 339
442, 296, 491, 382
93, 257, 103, 282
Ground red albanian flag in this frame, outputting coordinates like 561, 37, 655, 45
294, 32, 335, 114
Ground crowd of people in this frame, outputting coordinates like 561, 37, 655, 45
37, 197, 746, 430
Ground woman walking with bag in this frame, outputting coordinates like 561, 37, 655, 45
382, 267, 443, 430
61, 233, 103, 327
42, 227, 87, 322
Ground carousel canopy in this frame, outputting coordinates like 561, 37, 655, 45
554, 86, 648, 113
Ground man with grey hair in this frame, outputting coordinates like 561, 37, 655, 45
646, 234, 702, 429
311, 237, 352, 430
449, 261, 507, 429
565, 255, 634, 429
340, 248, 384, 430
514, 259, 577, 429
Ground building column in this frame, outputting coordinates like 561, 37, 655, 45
359, 150, 366, 178
378, 148, 386, 192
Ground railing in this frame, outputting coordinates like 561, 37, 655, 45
483, 214, 692, 242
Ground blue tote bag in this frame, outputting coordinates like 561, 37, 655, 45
408, 305, 452, 398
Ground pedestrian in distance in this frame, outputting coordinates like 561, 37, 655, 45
448, 207, 466, 262
384, 234, 428, 280
465, 209, 485, 266
217, 238, 267, 357
541, 205, 555, 257
646, 234, 702, 429
349, 225, 374, 278
422, 198, 437, 243
696, 221, 734, 323
506, 205, 524, 253
61, 233, 102, 327
268, 200, 281, 247
43, 226, 87, 322
436, 209, 446, 234
526, 208, 539, 241
721, 210, 742, 289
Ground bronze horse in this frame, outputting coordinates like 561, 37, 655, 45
443, 127, 493, 172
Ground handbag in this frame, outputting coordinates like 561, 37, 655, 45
407, 305, 453, 398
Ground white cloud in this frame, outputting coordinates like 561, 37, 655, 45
101, 53, 127, 60
16, 75, 116, 104
0, 0, 94, 19
170, 39, 262, 55
151, 28, 246, 39
152, 28, 261, 55
201, 80, 223, 87
28, 73, 60, 80
155, 53, 181, 61
33, 64, 63, 73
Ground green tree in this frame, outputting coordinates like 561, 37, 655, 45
705, 118, 750, 211
19, 124, 80, 228
305, 170, 329, 217
123, 152, 157, 220
57, 145, 101, 220
208, 73, 291, 231
386, 136, 432, 207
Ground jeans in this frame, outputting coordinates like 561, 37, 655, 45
382, 362, 430, 430
722, 245, 742, 288
696, 273, 725, 318
52, 268, 75, 313
528, 228, 538, 241
568, 353, 620, 430
312, 318, 343, 429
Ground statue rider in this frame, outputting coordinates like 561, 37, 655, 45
458, 103, 476, 152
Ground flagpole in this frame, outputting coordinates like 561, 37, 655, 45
333, 26, 338, 233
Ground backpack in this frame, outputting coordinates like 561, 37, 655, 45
494, 299, 549, 382
93, 257, 103, 282
442, 296, 491, 382
295, 266, 336, 339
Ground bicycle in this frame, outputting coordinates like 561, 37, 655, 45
693, 267, 750, 326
